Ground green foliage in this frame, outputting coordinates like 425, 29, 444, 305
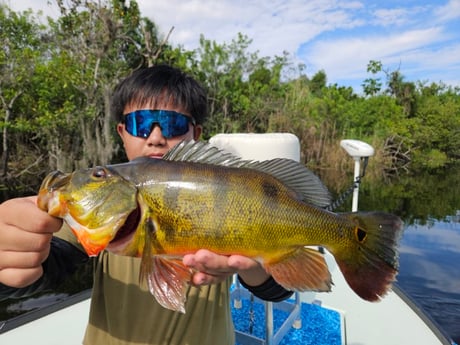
0, 5, 49, 184
1, 3, 459, 195
362, 60, 383, 96
192, 33, 290, 137
0, 0, 170, 193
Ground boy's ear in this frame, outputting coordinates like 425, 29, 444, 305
193, 125, 202, 140
116, 123, 125, 137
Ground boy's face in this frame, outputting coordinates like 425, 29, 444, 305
117, 101, 202, 160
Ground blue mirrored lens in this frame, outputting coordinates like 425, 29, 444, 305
123, 110, 195, 139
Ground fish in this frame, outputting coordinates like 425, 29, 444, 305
37, 140, 404, 313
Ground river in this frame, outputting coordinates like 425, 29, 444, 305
398, 215, 460, 343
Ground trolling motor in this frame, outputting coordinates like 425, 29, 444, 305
337, 139, 375, 212
326, 139, 374, 212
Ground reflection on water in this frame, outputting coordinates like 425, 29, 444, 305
398, 215, 460, 343
326, 163, 460, 343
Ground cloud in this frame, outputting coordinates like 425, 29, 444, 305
3, 0, 460, 89
372, 7, 424, 27
298, 27, 447, 83
434, 0, 460, 22
143, 0, 367, 57
140, 0, 459, 88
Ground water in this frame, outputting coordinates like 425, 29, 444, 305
397, 215, 460, 343
348, 163, 460, 344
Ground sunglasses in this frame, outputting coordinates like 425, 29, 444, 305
122, 110, 196, 139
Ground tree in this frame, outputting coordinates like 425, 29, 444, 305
362, 60, 383, 96
0, 6, 47, 187
387, 70, 416, 117
36, 0, 171, 170
0, 0, 174, 195
192, 33, 290, 137
408, 82, 460, 168
309, 70, 327, 96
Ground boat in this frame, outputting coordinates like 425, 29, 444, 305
0, 133, 455, 345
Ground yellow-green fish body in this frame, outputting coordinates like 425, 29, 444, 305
38, 140, 403, 313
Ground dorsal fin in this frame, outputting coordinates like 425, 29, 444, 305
243, 158, 331, 207
163, 140, 331, 208
163, 140, 246, 166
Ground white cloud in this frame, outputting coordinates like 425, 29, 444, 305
372, 7, 423, 27
299, 27, 447, 83
125, 0, 460, 88
434, 0, 460, 22
144, 0, 366, 57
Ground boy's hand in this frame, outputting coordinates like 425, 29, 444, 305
0, 196, 63, 288
183, 249, 269, 287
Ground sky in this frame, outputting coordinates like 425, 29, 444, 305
3, 0, 460, 92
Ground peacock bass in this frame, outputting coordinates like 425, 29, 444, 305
37, 140, 404, 313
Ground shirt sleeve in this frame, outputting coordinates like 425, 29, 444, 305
237, 275, 293, 302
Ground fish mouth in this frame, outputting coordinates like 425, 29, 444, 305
42, 171, 72, 190
106, 205, 141, 251
37, 171, 72, 215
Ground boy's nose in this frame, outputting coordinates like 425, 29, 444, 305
146, 125, 166, 146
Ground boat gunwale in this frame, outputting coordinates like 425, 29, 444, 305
392, 283, 454, 345
0, 288, 92, 334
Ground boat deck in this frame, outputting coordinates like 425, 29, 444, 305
1, 251, 453, 345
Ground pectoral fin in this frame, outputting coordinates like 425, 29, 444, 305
140, 256, 194, 313
265, 247, 332, 292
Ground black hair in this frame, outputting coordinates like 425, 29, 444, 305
110, 65, 208, 125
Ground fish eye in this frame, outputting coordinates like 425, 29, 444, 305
92, 167, 108, 179
355, 227, 367, 243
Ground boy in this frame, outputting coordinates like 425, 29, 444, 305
0, 65, 292, 344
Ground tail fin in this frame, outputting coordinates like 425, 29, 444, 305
333, 212, 404, 301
